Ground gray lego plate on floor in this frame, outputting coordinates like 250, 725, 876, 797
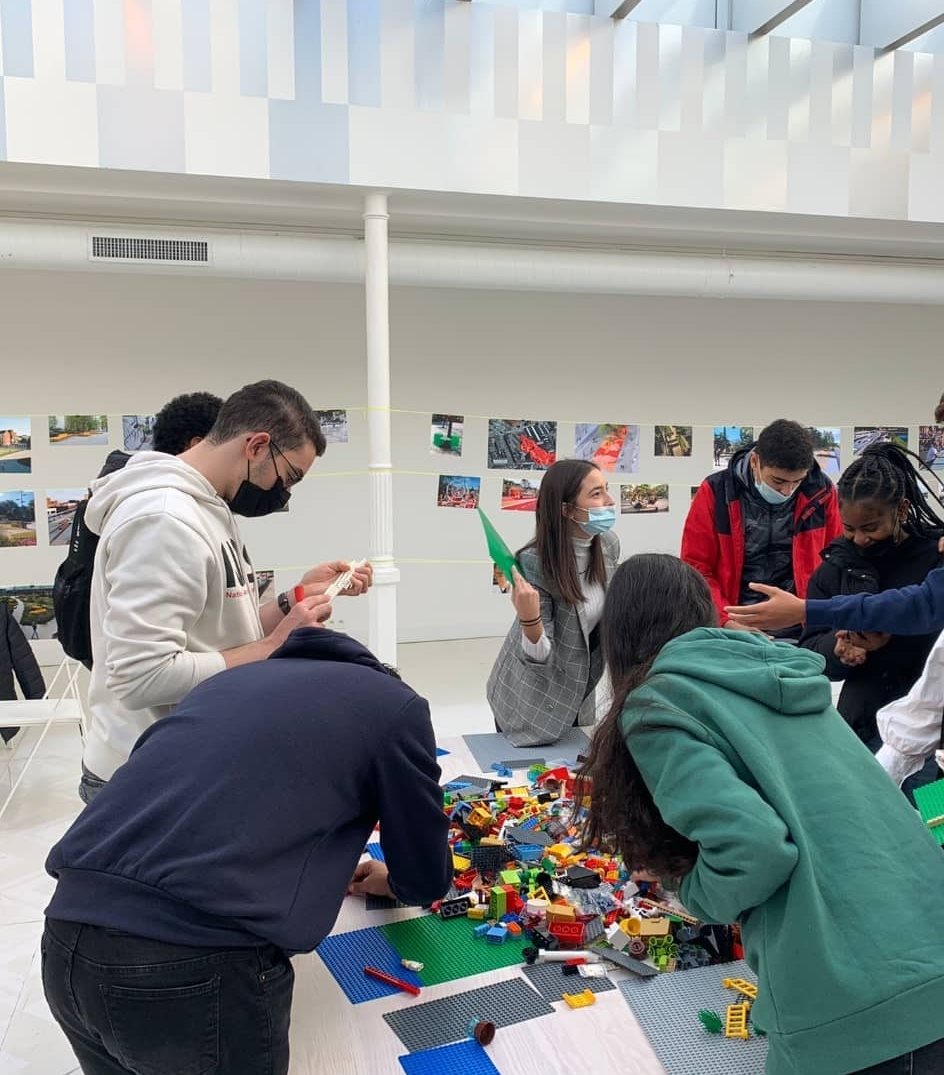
383, 977, 553, 1053
619, 960, 767, 1075
520, 961, 617, 1003
463, 729, 589, 771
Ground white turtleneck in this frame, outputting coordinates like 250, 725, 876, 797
521, 536, 606, 662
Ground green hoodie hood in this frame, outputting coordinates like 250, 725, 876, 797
647, 627, 831, 717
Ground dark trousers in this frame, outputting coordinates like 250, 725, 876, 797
851, 1038, 944, 1074
42, 919, 294, 1075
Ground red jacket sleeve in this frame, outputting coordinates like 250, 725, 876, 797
823, 486, 842, 543
681, 483, 728, 625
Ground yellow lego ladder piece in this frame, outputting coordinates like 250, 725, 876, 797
725, 1002, 750, 1040
562, 989, 597, 1009
722, 977, 758, 1000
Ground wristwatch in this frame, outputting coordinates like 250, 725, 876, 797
277, 591, 292, 616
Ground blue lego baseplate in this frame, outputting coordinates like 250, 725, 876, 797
316, 927, 422, 1004
398, 1039, 500, 1075
618, 959, 767, 1075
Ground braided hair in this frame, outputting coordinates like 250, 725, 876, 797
837, 442, 944, 539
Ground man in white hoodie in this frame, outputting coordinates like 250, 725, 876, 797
81, 379, 371, 802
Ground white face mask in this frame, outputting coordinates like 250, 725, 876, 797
755, 479, 795, 506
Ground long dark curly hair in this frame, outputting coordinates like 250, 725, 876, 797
574, 554, 716, 879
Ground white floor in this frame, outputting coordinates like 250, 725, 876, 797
0, 636, 502, 1075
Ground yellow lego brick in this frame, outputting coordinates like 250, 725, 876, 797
547, 843, 572, 860
467, 905, 488, 920
546, 904, 576, 923
562, 989, 597, 1009
725, 1002, 750, 1040
620, 916, 642, 936
479, 836, 504, 846
638, 917, 670, 937
723, 978, 758, 1000
452, 854, 471, 872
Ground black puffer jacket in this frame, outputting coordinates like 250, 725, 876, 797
799, 533, 944, 743
0, 601, 46, 743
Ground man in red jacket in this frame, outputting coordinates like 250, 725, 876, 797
682, 419, 841, 631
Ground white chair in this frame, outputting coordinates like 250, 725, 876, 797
0, 656, 86, 823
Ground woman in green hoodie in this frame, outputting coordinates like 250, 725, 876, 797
577, 553, 944, 1075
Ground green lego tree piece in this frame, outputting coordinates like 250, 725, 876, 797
698, 1010, 724, 1034
380, 915, 527, 987
477, 509, 519, 581
914, 781, 944, 846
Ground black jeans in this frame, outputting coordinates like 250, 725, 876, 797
851, 1037, 944, 1074
42, 919, 294, 1075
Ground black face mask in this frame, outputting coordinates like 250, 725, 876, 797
227, 452, 292, 518
860, 533, 899, 560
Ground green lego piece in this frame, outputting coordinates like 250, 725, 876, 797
914, 781, 944, 846
500, 870, 522, 886
698, 1009, 724, 1034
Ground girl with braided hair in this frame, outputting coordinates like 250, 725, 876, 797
798, 442, 944, 747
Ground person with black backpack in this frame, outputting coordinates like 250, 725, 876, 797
54, 392, 224, 679
76, 380, 372, 804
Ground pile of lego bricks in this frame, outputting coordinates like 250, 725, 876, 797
437, 764, 742, 976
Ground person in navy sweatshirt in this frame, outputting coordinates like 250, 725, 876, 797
41, 629, 453, 1075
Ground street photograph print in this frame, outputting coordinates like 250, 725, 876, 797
854, 426, 909, 456
0, 584, 57, 639
487, 419, 557, 471
315, 409, 349, 444
809, 427, 841, 476
501, 478, 540, 511
0, 491, 36, 547
713, 426, 754, 469
46, 489, 86, 546
654, 425, 692, 457
574, 423, 640, 473
48, 415, 109, 446
0, 417, 31, 474
436, 475, 481, 509
621, 484, 669, 514
123, 415, 155, 451
431, 414, 464, 457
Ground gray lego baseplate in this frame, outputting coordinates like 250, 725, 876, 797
463, 729, 589, 772
383, 977, 553, 1053
520, 961, 617, 1003
619, 960, 768, 1075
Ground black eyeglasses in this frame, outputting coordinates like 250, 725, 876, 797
269, 442, 304, 487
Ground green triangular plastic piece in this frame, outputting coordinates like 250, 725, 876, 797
478, 508, 519, 582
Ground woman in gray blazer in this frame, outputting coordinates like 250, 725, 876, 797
487, 459, 620, 746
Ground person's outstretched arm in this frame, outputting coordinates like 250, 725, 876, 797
725, 568, 944, 636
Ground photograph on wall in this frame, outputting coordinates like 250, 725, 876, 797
315, 409, 349, 444
252, 569, 275, 601
123, 415, 156, 452
492, 565, 511, 594
919, 427, 944, 471
48, 415, 109, 446
0, 491, 37, 547
430, 414, 464, 457
487, 419, 557, 471
713, 426, 754, 470
436, 475, 481, 509
501, 477, 539, 512
853, 426, 909, 456
808, 427, 841, 476
574, 423, 640, 473
46, 489, 86, 547
0, 417, 31, 474
654, 425, 693, 458
621, 483, 669, 514
0, 584, 56, 640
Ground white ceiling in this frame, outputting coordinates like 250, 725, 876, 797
0, 162, 943, 264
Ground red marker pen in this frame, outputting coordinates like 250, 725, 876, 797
363, 965, 421, 996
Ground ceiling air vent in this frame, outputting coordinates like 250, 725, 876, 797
90, 236, 209, 264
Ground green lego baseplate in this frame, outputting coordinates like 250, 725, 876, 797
379, 913, 528, 986
914, 780, 944, 846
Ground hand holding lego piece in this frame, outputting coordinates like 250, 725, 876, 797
834, 631, 867, 667
300, 560, 373, 599
349, 859, 395, 899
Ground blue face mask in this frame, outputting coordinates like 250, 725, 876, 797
755, 480, 795, 506
580, 506, 617, 535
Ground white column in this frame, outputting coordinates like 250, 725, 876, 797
363, 192, 399, 665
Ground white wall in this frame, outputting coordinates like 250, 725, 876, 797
2, 269, 943, 652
